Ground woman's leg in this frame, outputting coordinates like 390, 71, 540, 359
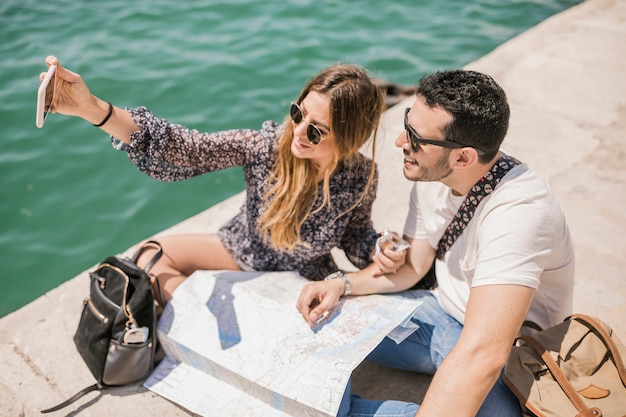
134, 234, 241, 303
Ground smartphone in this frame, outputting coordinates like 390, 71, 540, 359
36, 64, 57, 128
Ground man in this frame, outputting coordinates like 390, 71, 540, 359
296, 70, 575, 417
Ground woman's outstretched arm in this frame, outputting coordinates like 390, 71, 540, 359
41, 55, 140, 144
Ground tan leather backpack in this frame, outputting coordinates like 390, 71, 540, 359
504, 314, 626, 417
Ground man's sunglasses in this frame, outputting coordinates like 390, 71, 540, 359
290, 102, 327, 145
404, 108, 485, 156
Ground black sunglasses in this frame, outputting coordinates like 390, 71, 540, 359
404, 108, 485, 156
290, 102, 327, 145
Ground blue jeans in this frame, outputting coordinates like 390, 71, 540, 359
336, 290, 521, 417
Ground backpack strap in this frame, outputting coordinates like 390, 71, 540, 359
130, 240, 163, 273
516, 334, 599, 416
40, 383, 102, 414
568, 313, 626, 386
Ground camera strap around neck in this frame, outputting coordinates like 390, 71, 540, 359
436, 154, 521, 260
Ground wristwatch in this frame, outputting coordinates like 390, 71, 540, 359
324, 271, 351, 296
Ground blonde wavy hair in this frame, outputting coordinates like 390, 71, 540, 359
258, 64, 385, 251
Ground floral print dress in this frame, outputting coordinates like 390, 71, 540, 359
113, 107, 379, 280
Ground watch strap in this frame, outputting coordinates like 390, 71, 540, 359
324, 271, 351, 296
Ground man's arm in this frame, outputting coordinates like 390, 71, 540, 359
296, 261, 422, 326
357, 237, 435, 292
415, 284, 535, 417
296, 237, 435, 326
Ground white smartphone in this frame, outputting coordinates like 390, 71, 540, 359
36, 64, 57, 128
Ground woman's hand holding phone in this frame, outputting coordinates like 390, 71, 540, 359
36, 56, 97, 127
36, 56, 147, 143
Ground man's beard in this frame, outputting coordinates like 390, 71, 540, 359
403, 149, 452, 182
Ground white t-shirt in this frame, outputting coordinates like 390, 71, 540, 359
403, 164, 575, 329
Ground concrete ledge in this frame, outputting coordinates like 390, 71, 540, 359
2, 0, 624, 414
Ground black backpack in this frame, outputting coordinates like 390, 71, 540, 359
41, 241, 163, 413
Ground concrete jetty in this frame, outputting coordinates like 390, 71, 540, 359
2, 0, 624, 415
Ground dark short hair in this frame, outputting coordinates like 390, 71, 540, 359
416, 70, 509, 161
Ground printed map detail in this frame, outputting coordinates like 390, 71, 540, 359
145, 270, 423, 417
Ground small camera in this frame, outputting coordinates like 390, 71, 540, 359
376, 229, 410, 253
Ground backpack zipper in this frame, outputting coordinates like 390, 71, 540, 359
84, 296, 108, 323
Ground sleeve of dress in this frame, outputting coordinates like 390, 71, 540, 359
339, 165, 380, 269
111, 107, 275, 182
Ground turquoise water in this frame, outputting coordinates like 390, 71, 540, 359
0, 0, 581, 317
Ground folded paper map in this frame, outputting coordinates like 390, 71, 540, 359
145, 270, 422, 417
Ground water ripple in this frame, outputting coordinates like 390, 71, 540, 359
0, 0, 582, 316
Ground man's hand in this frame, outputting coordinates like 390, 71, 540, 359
296, 278, 344, 326
371, 248, 407, 276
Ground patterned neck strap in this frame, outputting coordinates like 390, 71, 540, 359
436, 155, 521, 260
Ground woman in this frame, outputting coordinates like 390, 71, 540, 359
42, 56, 386, 305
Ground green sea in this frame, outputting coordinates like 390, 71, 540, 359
0, 0, 581, 317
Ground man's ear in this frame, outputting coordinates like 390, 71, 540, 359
451, 148, 479, 168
